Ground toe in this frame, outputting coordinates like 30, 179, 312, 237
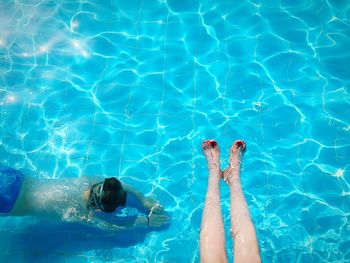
202, 140, 218, 149
209, 140, 217, 148
233, 140, 246, 151
201, 142, 207, 150
202, 140, 210, 149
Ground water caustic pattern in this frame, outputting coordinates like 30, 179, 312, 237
0, 0, 349, 262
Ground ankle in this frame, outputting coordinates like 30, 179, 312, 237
207, 162, 220, 170
225, 171, 240, 185
208, 175, 221, 186
225, 165, 241, 177
229, 159, 241, 169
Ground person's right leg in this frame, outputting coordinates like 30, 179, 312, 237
200, 140, 228, 263
223, 140, 261, 263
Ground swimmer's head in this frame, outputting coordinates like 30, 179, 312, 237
88, 177, 127, 213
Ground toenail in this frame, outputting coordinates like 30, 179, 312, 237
210, 141, 217, 147
235, 141, 244, 148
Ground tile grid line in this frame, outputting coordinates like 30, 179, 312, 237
117, 2, 145, 179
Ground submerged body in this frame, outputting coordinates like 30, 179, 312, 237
0, 166, 168, 230
11, 176, 92, 222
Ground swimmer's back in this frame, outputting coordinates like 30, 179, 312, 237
11, 176, 91, 221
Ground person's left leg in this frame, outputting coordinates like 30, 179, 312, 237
222, 140, 261, 263
200, 140, 227, 263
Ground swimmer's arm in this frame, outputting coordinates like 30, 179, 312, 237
122, 183, 146, 203
81, 215, 149, 232
122, 183, 164, 213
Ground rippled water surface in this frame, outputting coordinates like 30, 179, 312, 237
0, 0, 349, 262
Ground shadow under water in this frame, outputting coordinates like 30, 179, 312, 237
0, 216, 170, 261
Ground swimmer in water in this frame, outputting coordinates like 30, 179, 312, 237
0, 167, 168, 231
200, 140, 261, 263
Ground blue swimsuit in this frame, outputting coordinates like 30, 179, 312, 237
0, 166, 25, 215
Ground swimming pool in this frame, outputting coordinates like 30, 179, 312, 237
0, 0, 349, 262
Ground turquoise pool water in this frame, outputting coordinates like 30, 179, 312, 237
0, 0, 349, 262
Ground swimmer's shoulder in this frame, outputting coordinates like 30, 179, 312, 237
78, 175, 103, 184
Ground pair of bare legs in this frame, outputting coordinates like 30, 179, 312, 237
200, 140, 261, 263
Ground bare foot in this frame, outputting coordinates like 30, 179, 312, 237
202, 140, 220, 171
222, 140, 246, 183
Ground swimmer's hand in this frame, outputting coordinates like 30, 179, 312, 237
142, 197, 164, 214
148, 213, 169, 228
